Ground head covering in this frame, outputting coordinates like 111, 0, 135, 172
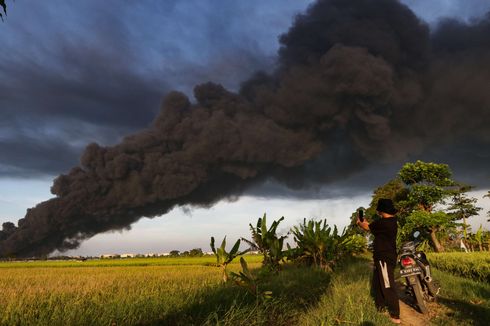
376, 198, 397, 215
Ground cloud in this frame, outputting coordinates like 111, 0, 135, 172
401, 0, 490, 24
0, 0, 310, 177
1, 0, 490, 257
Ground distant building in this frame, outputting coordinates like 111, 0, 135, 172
121, 253, 135, 258
145, 253, 157, 257
159, 252, 170, 257
101, 254, 117, 259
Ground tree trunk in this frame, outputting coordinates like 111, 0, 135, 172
430, 228, 444, 252
462, 214, 468, 241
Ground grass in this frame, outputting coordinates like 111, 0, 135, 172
0, 254, 263, 269
1, 254, 488, 325
0, 264, 221, 325
0, 256, 330, 325
429, 267, 490, 326
298, 256, 395, 326
427, 252, 490, 283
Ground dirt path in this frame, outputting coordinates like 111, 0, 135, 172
398, 299, 429, 326
367, 261, 444, 325
396, 281, 440, 326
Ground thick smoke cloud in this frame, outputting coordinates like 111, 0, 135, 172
0, 0, 292, 178
2, 0, 490, 257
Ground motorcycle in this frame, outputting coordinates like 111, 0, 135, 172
399, 231, 440, 313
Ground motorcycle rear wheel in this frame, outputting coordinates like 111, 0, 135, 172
413, 279, 428, 314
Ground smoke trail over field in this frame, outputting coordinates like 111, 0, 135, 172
1, 0, 490, 257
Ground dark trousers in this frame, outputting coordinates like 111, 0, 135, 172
372, 259, 400, 318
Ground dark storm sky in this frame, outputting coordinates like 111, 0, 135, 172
1, 0, 489, 194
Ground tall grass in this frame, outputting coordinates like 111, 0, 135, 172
1, 255, 487, 325
427, 252, 490, 283
430, 268, 490, 326
0, 265, 224, 325
0, 257, 330, 325
0, 255, 263, 269
298, 256, 394, 326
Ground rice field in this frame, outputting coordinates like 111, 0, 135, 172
0, 255, 263, 269
427, 251, 490, 283
1, 254, 488, 325
0, 258, 254, 325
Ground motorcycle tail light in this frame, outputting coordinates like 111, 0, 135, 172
401, 257, 414, 267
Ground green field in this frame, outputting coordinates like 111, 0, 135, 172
427, 252, 490, 283
0, 254, 488, 325
0, 255, 263, 269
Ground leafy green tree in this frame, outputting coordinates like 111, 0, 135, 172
369, 161, 460, 252
169, 250, 180, 257
189, 248, 203, 257
398, 161, 455, 211
484, 191, 490, 222
402, 210, 458, 252
0, 222, 16, 241
368, 178, 410, 219
447, 185, 482, 242
397, 161, 459, 252
241, 214, 287, 271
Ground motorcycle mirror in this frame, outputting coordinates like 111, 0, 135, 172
413, 231, 420, 239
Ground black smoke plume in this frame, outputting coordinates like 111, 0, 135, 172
1, 0, 490, 257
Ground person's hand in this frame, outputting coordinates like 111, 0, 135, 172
356, 218, 369, 231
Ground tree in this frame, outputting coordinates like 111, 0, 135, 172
398, 161, 458, 252
398, 161, 455, 212
169, 250, 180, 257
0, 222, 16, 241
366, 178, 411, 226
447, 185, 482, 242
189, 248, 203, 257
484, 191, 490, 222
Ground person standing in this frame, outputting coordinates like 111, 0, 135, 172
357, 198, 400, 324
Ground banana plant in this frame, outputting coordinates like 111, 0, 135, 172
230, 257, 272, 302
291, 218, 350, 270
242, 213, 287, 271
290, 218, 367, 270
474, 225, 484, 251
230, 257, 272, 303
210, 236, 249, 282
230, 257, 257, 294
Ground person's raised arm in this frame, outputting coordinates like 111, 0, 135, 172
356, 213, 370, 231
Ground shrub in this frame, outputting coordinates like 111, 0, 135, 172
241, 214, 287, 272
288, 218, 366, 270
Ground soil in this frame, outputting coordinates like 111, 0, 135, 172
396, 280, 442, 326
